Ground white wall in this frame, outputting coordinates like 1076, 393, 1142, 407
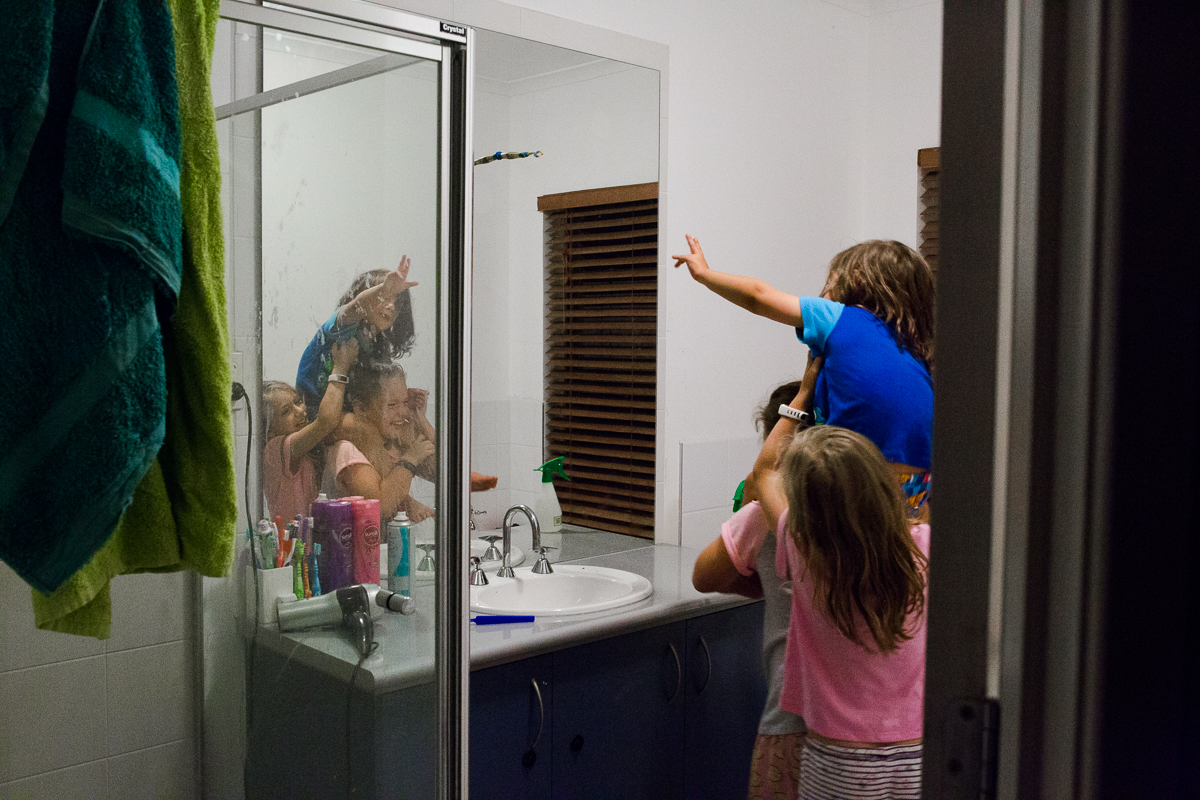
470, 50, 660, 523
862, 1, 943, 246
0, 565, 198, 798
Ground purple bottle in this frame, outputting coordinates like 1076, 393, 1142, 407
313, 498, 355, 592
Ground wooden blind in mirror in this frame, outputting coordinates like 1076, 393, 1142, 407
918, 147, 939, 274
538, 182, 658, 539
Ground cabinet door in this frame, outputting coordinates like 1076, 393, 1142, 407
469, 654, 553, 800
683, 603, 767, 800
552, 622, 687, 800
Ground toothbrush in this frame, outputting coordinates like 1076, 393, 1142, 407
292, 541, 306, 600
471, 615, 535, 625
301, 540, 312, 598
311, 543, 322, 597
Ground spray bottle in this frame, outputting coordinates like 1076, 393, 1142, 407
387, 510, 412, 597
533, 456, 571, 533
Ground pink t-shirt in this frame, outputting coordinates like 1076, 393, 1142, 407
321, 440, 372, 498
721, 501, 770, 576
263, 434, 317, 523
777, 516, 930, 742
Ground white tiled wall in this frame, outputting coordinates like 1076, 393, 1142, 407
0, 565, 197, 798
469, 397, 544, 528
678, 436, 762, 551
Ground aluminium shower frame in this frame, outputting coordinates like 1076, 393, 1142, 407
215, 1, 474, 795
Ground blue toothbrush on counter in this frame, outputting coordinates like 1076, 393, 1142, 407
471, 615, 535, 625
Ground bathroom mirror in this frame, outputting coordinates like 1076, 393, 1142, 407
468, 30, 661, 534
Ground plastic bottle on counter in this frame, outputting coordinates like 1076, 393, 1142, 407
351, 498, 381, 585
534, 456, 571, 533
387, 510, 412, 596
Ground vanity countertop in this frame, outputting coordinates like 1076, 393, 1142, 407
253, 527, 757, 695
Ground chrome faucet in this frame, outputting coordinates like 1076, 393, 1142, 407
499, 505, 552, 576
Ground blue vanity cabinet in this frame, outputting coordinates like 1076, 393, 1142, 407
550, 621, 688, 800
469, 653, 554, 800
682, 603, 768, 800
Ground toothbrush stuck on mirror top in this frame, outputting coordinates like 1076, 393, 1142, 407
471, 615, 535, 625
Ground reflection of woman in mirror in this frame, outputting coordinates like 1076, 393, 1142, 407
323, 364, 435, 521
295, 257, 418, 421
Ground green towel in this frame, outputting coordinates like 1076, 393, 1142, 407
27, 0, 237, 638
0, 0, 176, 597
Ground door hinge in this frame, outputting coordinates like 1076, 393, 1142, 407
943, 697, 1000, 799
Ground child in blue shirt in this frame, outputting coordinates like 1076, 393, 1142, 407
674, 235, 935, 517
296, 257, 417, 420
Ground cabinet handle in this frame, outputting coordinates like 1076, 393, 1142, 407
529, 678, 545, 752
696, 636, 712, 694
666, 642, 682, 702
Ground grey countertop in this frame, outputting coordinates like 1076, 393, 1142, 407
254, 526, 757, 695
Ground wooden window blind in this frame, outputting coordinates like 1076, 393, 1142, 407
538, 182, 658, 539
918, 147, 940, 274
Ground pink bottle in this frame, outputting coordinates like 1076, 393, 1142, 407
351, 498, 381, 585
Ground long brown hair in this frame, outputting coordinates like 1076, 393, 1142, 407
339, 269, 416, 362
781, 425, 928, 653
823, 240, 935, 366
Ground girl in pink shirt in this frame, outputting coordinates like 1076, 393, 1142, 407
754, 425, 929, 799
263, 340, 357, 523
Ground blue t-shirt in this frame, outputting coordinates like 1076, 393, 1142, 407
295, 311, 359, 420
796, 297, 933, 469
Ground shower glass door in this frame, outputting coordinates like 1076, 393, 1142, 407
209, 3, 471, 796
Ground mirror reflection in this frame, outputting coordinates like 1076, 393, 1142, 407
470, 30, 659, 546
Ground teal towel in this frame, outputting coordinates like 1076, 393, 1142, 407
0, 0, 181, 594
31, 0, 237, 638
0, 3, 52, 222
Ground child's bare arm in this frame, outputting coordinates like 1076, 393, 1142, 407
339, 256, 418, 326
693, 537, 764, 598
287, 340, 357, 472
335, 413, 395, 476
673, 234, 803, 326
749, 353, 824, 481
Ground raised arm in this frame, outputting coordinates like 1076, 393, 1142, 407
672, 234, 803, 326
747, 353, 824, 492
339, 256, 418, 326
286, 340, 357, 473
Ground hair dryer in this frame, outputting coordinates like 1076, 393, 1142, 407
276, 583, 413, 656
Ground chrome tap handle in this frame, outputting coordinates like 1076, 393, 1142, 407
469, 556, 489, 586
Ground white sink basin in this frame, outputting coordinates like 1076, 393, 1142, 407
470, 565, 652, 617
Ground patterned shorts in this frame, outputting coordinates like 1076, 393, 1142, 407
747, 731, 806, 800
797, 738, 922, 800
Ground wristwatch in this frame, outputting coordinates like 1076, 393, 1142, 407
327, 373, 349, 385
777, 404, 810, 425
397, 460, 423, 474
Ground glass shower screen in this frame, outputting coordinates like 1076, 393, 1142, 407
210, 3, 471, 797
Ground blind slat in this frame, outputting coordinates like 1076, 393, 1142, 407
544, 191, 658, 533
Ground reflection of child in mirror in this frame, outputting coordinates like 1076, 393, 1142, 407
264, 339, 358, 523
325, 363, 435, 521
295, 257, 418, 421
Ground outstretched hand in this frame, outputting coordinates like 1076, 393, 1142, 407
382, 256, 418, 296
671, 234, 711, 281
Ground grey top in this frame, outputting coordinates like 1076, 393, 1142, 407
255, 528, 758, 695
755, 533, 806, 736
